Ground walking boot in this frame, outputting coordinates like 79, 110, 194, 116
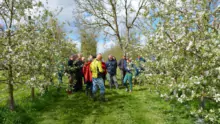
100, 94, 107, 102
85, 89, 88, 96
91, 93, 97, 101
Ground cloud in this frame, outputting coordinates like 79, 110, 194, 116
97, 40, 117, 54
97, 42, 105, 54
40, 0, 75, 31
71, 40, 81, 52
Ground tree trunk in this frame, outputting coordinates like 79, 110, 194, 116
8, 65, 15, 111
200, 90, 205, 109
173, 76, 178, 96
31, 87, 35, 100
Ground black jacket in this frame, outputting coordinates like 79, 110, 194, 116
118, 59, 126, 71
106, 59, 117, 75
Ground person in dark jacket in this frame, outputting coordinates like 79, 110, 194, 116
67, 54, 77, 93
106, 54, 118, 89
73, 53, 84, 92
118, 55, 127, 86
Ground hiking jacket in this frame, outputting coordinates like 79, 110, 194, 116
82, 62, 92, 83
101, 62, 107, 80
118, 59, 127, 70
106, 59, 117, 75
90, 59, 104, 78
67, 59, 76, 74
102, 62, 107, 75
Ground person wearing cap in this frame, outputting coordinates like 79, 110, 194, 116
118, 55, 127, 86
90, 54, 106, 101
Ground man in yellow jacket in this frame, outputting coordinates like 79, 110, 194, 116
90, 54, 106, 101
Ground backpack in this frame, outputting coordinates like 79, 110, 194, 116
97, 67, 105, 78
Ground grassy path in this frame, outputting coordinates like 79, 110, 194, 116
33, 85, 193, 124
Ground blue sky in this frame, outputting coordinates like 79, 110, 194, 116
41, 0, 114, 53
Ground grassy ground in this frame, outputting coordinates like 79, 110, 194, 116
0, 83, 194, 124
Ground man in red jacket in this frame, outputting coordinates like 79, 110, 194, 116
82, 55, 95, 97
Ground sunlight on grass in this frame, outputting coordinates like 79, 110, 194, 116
0, 81, 194, 124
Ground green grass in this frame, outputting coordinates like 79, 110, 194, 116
0, 83, 194, 124
0, 71, 194, 124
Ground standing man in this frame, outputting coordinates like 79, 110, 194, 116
106, 54, 118, 89
74, 53, 84, 92
67, 54, 77, 93
118, 55, 127, 86
90, 54, 106, 101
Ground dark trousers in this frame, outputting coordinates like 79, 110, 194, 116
85, 82, 93, 96
74, 73, 83, 91
120, 70, 126, 86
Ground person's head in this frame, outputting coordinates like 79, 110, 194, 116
113, 56, 116, 60
70, 54, 77, 60
77, 53, 82, 60
122, 55, 126, 59
108, 54, 113, 60
81, 57, 85, 62
96, 53, 102, 61
88, 55, 93, 62
138, 55, 141, 59
127, 57, 132, 62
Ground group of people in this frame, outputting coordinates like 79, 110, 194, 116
59, 53, 145, 101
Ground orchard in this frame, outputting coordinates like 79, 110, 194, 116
0, 0, 219, 124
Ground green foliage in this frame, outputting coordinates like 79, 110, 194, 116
133, 0, 220, 123
80, 29, 97, 58
0, 0, 77, 110
102, 45, 123, 61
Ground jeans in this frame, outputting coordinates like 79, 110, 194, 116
92, 78, 105, 95
109, 75, 118, 89
123, 73, 133, 91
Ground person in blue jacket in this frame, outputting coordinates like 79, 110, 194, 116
135, 55, 146, 76
106, 55, 118, 89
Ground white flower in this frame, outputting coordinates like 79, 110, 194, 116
194, 81, 200, 85
209, 109, 214, 113
181, 94, 186, 98
186, 41, 193, 50
214, 94, 220, 102
178, 98, 183, 103
31, 77, 36, 81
